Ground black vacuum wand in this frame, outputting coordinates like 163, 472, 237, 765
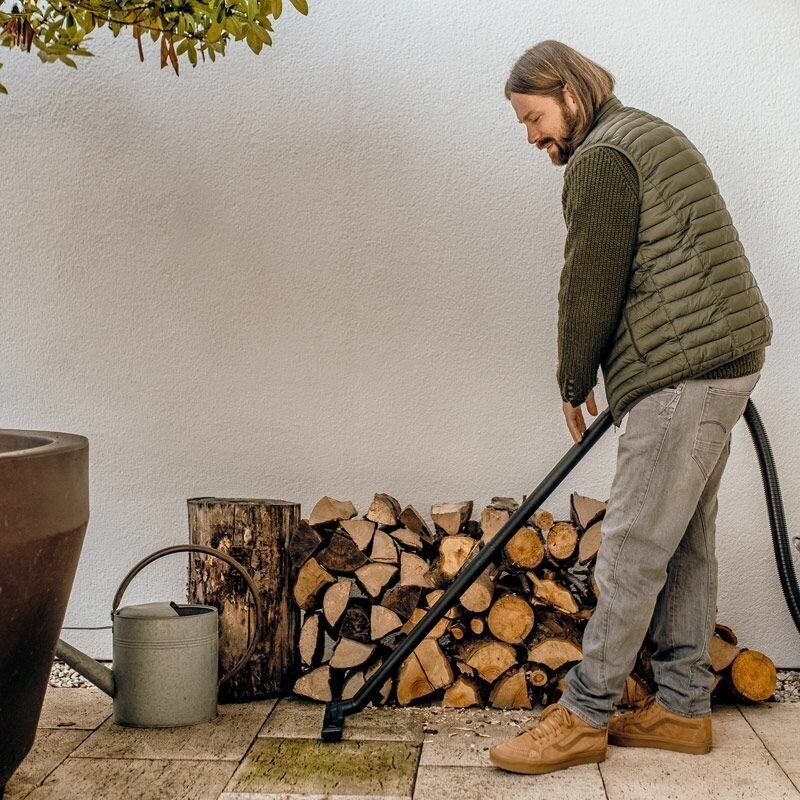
322, 397, 798, 742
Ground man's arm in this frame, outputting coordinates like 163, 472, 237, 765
557, 145, 640, 407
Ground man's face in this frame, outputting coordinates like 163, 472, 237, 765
509, 88, 579, 166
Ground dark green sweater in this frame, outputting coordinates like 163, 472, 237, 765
557, 146, 765, 408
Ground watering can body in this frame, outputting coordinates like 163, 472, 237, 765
55, 544, 263, 728
113, 602, 219, 727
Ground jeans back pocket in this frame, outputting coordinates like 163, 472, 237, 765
690, 385, 753, 480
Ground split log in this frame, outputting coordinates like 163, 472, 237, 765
546, 521, 579, 561
448, 623, 467, 641
486, 593, 535, 644
308, 496, 358, 527
480, 504, 510, 544
339, 599, 372, 643
431, 501, 473, 536
381, 584, 422, 620
458, 564, 496, 613
396, 639, 454, 705
529, 508, 554, 532
491, 496, 519, 514
340, 518, 376, 550
389, 527, 423, 551
371, 604, 404, 640
316, 531, 369, 573
709, 633, 741, 672
578, 520, 603, 564
293, 664, 332, 701
400, 551, 437, 588
728, 649, 777, 702
527, 638, 583, 670
504, 526, 545, 570
527, 664, 551, 689
489, 666, 532, 709
288, 519, 323, 568
533, 608, 585, 641
398, 504, 435, 544
329, 637, 376, 669
341, 670, 365, 700
298, 612, 324, 667
570, 491, 607, 530
370, 529, 399, 564
426, 588, 462, 619
354, 562, 397, 598
715, 622, 738, 646
294, 557, 336, 610
527, 572, 579, 614
456, 638, 517, 683
322, 578, 352, 629
438, 535, 478, 581
400, 606, 450, 639
366, 493, 402, 527
443, 675, 482, 708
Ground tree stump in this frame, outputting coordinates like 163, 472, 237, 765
187, 497, 299, 702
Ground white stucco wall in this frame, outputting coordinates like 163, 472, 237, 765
3, 0, 799, 668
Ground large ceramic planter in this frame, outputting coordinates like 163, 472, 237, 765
0, 430, 89, 796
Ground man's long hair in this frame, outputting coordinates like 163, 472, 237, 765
505, 40, 616, 152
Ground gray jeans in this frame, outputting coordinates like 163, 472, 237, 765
558, 370, 762, 728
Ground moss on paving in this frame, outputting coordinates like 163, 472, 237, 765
229, 736, 420, 796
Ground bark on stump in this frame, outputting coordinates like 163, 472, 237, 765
187, 497, 299, 702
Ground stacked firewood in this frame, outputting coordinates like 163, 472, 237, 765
289, 491, 777, 709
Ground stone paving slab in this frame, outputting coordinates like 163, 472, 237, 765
223, 737, 419, 798
4, 730, 91, 800
600, 706, 800, 800
413, 764, 606, 800
72, 700, 277, 761
219, 795, 411, 800
37, 686, 112, 730
258, 698, 429, 744
738, 703, 800, 791
417, 706, 541, 767
22, 757, 238, 800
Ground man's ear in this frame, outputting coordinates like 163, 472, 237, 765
562, 84, 578, 113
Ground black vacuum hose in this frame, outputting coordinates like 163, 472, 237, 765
743, 399, 800, 636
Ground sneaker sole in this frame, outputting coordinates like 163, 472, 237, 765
489, 748, 607, 774
608, 731, 711, 754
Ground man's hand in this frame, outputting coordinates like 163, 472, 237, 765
562, 389, 598, 443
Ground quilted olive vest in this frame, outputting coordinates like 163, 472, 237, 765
564, 94, 773, 426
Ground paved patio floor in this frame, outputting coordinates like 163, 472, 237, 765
6, 687, 800, 799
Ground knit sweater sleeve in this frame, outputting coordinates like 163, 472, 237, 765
557, 145, 640, 407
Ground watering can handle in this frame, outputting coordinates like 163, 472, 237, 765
111, 544, 264, 687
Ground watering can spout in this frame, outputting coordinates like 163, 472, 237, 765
56, 638, 116, 697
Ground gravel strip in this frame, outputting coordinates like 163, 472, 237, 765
773, 669, 800, 702
49, 660, 800, 702
50, 659, 110, 688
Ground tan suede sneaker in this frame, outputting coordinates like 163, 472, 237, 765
608, 694, 712, 754
488, 703, 607, 775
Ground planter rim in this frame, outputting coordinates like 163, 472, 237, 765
0, 428, 88, 460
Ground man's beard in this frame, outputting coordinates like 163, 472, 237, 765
550, 102, 580, 166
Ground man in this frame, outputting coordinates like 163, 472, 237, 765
488, 40, 773, 776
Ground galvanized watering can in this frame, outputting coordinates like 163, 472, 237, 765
56, 544, 263, 727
